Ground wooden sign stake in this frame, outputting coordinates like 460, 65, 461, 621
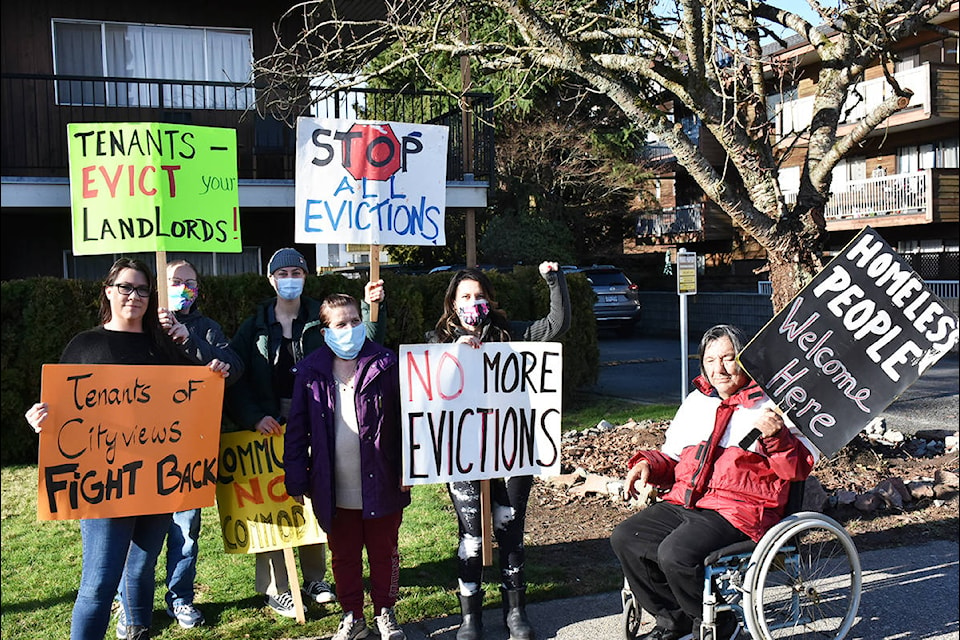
370, 244, 381, 322
283, 546, 307, 623
155, 251, 168, 303
481, 480, 493, 566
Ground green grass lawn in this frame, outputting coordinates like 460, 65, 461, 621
1, 397, 675, 639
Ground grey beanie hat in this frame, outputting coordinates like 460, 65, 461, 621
268, 248, 308, 274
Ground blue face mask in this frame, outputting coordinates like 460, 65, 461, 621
275, 277, 304, 300
323, 324, 366, 360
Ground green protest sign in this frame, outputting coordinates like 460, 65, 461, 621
68, 122, 241, 255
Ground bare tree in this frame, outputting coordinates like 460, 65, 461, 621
255, 0, 957, 311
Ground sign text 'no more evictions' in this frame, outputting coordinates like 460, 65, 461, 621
216, 430, 326, 554
738, 227, 959, 457
295, 117, 448, 246
36, 365, 224, 520
68, 122, 241, 255
400, 343, 564, 485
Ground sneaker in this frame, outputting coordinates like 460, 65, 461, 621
115, 607, 127, 639
332, 611, 371, 640
166, 602, 205, 628
302, 579, 337, 604
265, 591, 297, 619
374, 607, 406, 640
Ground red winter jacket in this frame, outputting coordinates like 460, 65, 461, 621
628, 376, 818, 541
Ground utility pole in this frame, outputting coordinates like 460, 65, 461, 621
460, 3, 477, 269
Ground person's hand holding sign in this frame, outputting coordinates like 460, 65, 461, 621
364, 279, 385, 304
159, 307, 189, 344
206, 358, 232, 379
255, 415, 284, 437
754, 408, 785, 438
25, 402, 48, 433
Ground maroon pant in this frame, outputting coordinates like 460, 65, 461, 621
327, 508, 403, 618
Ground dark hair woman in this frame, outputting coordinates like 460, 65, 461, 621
24, 258, 230, 640
428, 262, 571, 640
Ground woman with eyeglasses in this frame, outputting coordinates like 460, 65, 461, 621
23, 258, 231, 640
112, 258, 244, 635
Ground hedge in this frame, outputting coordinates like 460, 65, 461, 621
0, 268, 598, 466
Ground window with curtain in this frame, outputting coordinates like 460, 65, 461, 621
52, 19, 253, 110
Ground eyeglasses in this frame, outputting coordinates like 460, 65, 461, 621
111, 283, 152, 298
169, 279, 198, 288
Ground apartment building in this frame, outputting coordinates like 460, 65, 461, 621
629, 7, 959, 288
0, 0, 493, 281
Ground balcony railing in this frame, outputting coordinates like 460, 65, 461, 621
0, 73, 494, 183
769, 64, 933, 137
782, 171, 929, 221
636, 203, 704, 236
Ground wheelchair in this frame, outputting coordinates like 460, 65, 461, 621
621, 509, 862, 639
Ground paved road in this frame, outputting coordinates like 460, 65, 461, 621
398, 538, 958, 639
585, 334, 959, 436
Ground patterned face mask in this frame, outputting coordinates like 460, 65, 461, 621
456, 299, 490, 327
167, 283, 198, 312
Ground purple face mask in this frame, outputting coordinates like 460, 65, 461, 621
456, 299, 490, 327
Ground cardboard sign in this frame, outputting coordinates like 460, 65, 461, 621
294, 117, 448, 246
68, 122, 241, 255
738, 227, 959, 457
37, 365, 224, 520
216, 430, 326, 554
400, 343, 563, 485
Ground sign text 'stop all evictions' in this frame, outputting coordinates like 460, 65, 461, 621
68, 122, 241, 255
738, 227, 958, 457
295, 118, 448, 246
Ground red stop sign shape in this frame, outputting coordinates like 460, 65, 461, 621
341, 123, 402, 181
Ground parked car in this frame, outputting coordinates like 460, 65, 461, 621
428, 264, 508, 274
576, 265, 642, 335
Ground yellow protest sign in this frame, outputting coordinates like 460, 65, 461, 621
68, 122, 241, 255
37, 364, 224, 521
216, 430, 326, 554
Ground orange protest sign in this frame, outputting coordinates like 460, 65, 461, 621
37, 364, 224, 521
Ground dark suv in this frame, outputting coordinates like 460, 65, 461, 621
577, 265, 642, 335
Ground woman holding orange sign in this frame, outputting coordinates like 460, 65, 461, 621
24, 257, 230, 640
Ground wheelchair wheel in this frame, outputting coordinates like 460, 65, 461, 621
622, 586, 643, 639
743, 512, 861, 639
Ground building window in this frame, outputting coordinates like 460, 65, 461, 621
52, 19, 253, 110
898, 140, 958, 172
63, 248, 262, 280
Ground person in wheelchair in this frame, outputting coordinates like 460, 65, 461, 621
610, 324, 820, 640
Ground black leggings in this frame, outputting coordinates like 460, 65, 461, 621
447, 475, 533, 594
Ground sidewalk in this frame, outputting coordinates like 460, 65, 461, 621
392, 539, 958, 639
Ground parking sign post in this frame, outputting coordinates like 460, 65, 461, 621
677, 249, 697, 399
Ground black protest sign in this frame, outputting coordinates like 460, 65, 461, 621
738, 227, 958, 457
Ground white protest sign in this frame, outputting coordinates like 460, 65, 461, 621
400, 342, 563, 485
295, 117, 448, 246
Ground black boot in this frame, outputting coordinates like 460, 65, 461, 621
457, 592, 484, 640
501, 587, 534, 640
126, 625, 149, 640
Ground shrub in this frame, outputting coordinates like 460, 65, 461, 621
1, 270, 597, 465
